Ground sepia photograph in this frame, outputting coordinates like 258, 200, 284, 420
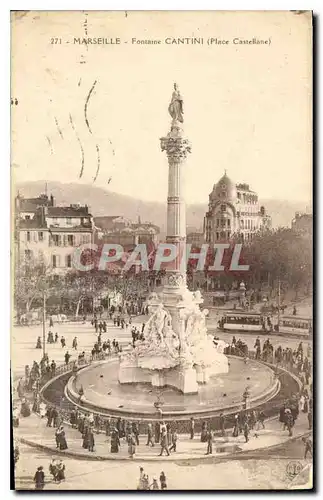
10, 10, 313, 490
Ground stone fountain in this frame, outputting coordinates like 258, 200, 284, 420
118, 84, 228, 394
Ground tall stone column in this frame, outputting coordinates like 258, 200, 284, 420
160, 84, 197, 393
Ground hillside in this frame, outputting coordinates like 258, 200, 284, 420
15, 180, 310, 232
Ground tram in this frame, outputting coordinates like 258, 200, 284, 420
218, 312, 271, 332
279, 316, 312, 337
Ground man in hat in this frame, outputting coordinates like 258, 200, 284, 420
159, 426, 170, 456
33, 466, 45, 490
146, 423, 154, 447
205, 428, 213, 455
189, 417, 195, 440
284, 409, 294, 437
302, 436, 313, 459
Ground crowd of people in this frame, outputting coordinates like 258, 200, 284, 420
14, 310, 313, 490
137, 467, 167, 490
33, 459, 66, 490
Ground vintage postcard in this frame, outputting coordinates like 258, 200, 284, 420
11, 10, 313, 491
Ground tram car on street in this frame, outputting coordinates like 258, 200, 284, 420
218, 312, 272, 333
278, 316, 312, 337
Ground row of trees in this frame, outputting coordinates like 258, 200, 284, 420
14, 227, 312, 320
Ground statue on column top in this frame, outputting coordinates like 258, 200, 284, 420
168, 83, 184, 123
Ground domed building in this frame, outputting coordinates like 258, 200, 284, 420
203, 172, 271, 243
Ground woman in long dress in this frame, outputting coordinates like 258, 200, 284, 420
82, 426, 89, 449
57, 426, 68, 450
110, 428, 120, 453
128, 433, 136, 458
20, 398, 31, 417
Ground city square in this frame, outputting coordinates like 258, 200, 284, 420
11, 11, 313, 492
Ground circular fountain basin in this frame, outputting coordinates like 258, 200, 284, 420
65, 356, 279, 420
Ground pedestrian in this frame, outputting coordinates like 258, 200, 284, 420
249, 410, 257, 430
110, 428, 120, 453
137, 467, 145, 490
132, 421, 140, 445
33, 466, 45, 490
70, 408, 78, 429
257, 410, 266, 430
201, 421, 208, 442
284, 409, 294, 437
54, 332, 58, 343
82, 426, 89, 449
142, 474, 150, 490
88, 427, 95, 452
159, 427, 170, 456
169, 430, 178, 452
146, 423, 155, 446
302, 436, 313, 459
56, 426, 68, 450
65, 351, 71, 365
155, 421, 160, 444
128, 432, 136, 458
52, 407, 59, 428
151, 478, 159, 490
160, 471, 167, 490
60, 336, 66, 348
308, 409, 312, 430
72, 337, 78, 350
46, 406, 53, 427
189, 417, 195, 439
50, 360, 56, 376
232, 414, 239, 437
206, 429, 213, 455
244, 421, 250, 443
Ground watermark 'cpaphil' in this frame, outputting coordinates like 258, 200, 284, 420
72, 242, 250, 273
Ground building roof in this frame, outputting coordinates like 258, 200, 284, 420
19, 218, 47, 229
94, 216, 122, 230
47, 206, 91, 218
210, 172, 237, 201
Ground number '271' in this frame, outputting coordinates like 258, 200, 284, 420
50, 38, 62, 44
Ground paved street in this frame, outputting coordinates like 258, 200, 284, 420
12, 313, 311, 381
14, 439, 312, 490
12, 303, 313, 490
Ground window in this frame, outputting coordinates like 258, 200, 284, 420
26, 231, 30, 242
221, 219, 226, 227
66, 218, 72, 225
25, 215, 31, 220
227, 219, 231, 227
52, 255, 60, 268
38, 231, 44, 242
52, 234, 61, 246
220, 204, 226, 212
68, 235, 75, 246
66, 255, 72, 268
216, 232, 219, 240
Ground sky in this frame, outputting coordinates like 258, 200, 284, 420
11, 11, 312, 204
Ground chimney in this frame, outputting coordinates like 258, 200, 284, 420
50, 194, 54, 207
